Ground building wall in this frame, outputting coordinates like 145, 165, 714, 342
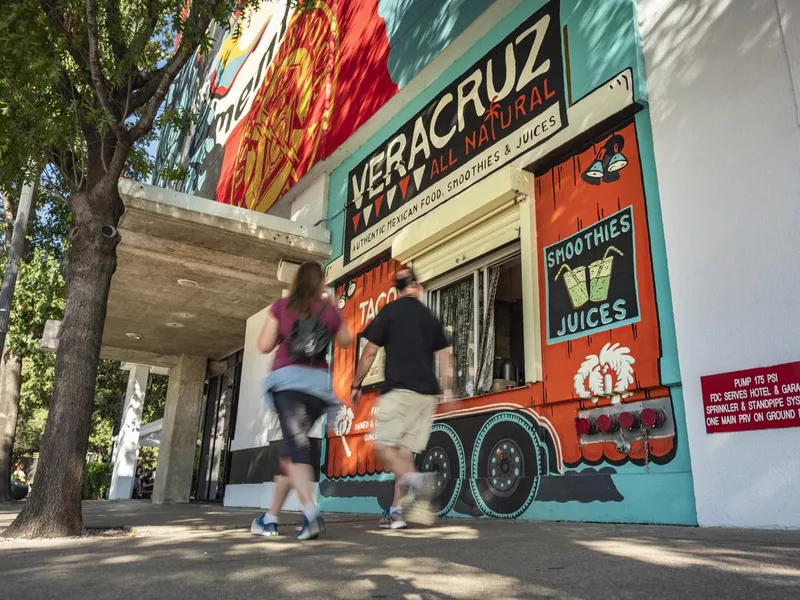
152, 0, 497, 215
641, 0, 800, 528
321, 0, 696, 524
230, 307, 280, 453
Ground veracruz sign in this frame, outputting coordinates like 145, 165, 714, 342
344, 0, 567, 264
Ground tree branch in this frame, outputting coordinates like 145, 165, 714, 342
46, 147, 83, 193
128, 0, 225, 141
84, 0, 122, 134
105, 1, 129, 65
39, 0, 93, 88
126, 2, 159, 71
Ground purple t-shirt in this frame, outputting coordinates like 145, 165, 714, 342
270, 297, 343, 371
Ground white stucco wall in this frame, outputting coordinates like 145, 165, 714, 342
641, 0, 800, 528
290, 174, 329, 227
224, 482, 308, 512
230, 306, 281, 452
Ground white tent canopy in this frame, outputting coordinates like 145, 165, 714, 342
138, 419, 162, 447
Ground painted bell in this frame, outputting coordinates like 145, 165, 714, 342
607, 152, 628, 172
581, 160, 604, 184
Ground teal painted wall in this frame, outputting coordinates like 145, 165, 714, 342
379, 0, 499, 88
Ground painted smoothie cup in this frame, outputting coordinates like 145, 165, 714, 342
588, 246, 624, 302
555, 263, 589, 309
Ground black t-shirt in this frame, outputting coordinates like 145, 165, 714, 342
363, 295, 449, 394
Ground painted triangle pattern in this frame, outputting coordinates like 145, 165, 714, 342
374, 195, 384, 217
413, 166, 425, 190
363, 204, 373, 226
352, 212, 361, 232
398, 176, 410, 199
386, 187, 396, 209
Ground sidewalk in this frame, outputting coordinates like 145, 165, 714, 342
2, 501, 799, 599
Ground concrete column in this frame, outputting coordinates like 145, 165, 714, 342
152, 355, 206, 504
109, 364, 149, 500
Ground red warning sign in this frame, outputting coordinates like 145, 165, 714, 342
700, 361, 800, 434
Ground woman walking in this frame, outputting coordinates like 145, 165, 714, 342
250, 262, 350, 540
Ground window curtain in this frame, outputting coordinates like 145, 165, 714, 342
476, 267, 500, 394
438, 277, 474, 398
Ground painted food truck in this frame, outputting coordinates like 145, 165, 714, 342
320, 1, 694, 525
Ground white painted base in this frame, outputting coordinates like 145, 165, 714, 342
223, 482, 320, 511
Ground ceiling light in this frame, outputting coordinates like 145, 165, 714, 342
177, 278, 199, 288
165, 322, 185, 328
173, 312, 195, 319
126, 332, 143, 340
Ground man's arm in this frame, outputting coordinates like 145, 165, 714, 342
437, 346, 454, 400
351, 341, 380, 402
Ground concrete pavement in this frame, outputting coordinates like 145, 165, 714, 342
1, 501, 799, 599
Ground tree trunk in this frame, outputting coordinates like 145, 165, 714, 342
2, 182, 122, 538
0, 348, 22, 503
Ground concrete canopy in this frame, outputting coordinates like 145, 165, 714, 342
101, 180, 331, 367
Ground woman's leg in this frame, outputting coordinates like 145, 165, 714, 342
272, 391, 326, 520
252, 458, 292, 536
267, 459, 293, 518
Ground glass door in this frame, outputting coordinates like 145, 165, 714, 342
194, 351, 242, 501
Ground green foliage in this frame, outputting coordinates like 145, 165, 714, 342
6, 190, 68, 461
137, 446, 159, 472
14, 401, 49, 458
290, 0, 318, 10
155, 163, 190, 183
87, 360, 130, 459
144, 374, 168, 423
5, 246, 66, 358
4, 229, 66, 461
0, 0, 276, 195
30, 186, 72, 259
82, 461, 112, 500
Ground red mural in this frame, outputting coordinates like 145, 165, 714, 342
217, 0, 398, 212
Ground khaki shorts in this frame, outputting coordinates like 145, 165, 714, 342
375, 389, 438, 454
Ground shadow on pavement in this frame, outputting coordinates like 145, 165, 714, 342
1, 501, 800, 599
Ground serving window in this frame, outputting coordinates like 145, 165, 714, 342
426, 244, 526, 399
390, 167, 542, 390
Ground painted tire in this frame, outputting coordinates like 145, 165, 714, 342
416, 423, 465, 517
469, 412, 543, 519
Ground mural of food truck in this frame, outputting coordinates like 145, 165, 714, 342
320, 120, 685, 521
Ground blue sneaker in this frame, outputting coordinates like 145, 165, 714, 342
297, 515, 325, 541
379, 509, 407, 529
251, 513, 279, 537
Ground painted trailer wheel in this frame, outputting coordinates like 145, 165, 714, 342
469, 412, 543, 519
415, 423, 465, 517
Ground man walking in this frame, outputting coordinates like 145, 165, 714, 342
351, 267, 453, 529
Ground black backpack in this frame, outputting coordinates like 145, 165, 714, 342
287, 304, 331, 361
